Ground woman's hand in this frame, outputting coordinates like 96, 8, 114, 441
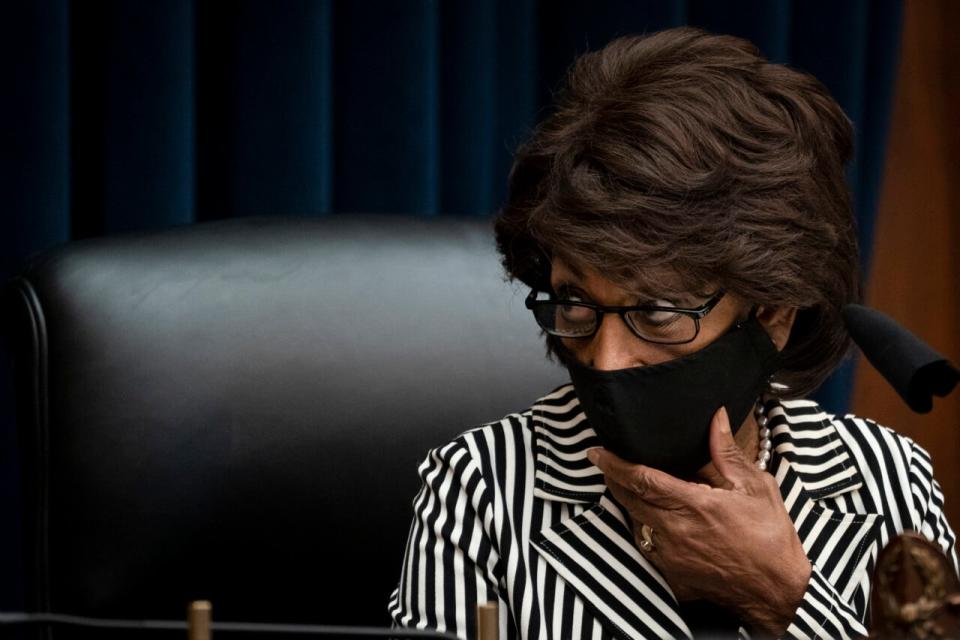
587, 407, 812, 637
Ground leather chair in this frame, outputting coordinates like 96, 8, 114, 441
3, 215, 564, 630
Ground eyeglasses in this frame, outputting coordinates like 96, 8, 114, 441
525, 289, 726, 345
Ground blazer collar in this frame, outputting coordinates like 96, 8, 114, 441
530, 385, 884, 639
530, 384, 607, 504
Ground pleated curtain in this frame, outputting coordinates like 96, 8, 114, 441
3, 0, 902, 464
0, 0, 907, 609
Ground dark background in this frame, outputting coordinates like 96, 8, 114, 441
2, 0, 907, 612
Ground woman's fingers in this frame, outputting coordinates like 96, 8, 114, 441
708, 406, 755, 490
588, 447, 699, 511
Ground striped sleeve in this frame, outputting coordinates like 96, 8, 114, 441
907, 439, 960, 575
388, 434, 503, 639
783, 566, 868, 639
783, 435, 960, 639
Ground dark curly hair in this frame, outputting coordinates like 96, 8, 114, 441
494, 27, 860, 398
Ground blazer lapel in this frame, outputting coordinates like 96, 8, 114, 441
532, 492, 692, 640
769, 399, 885, 602
529, 385, 691, 639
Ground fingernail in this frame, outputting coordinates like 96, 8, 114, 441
586, 448, 600, 464
718, 407, 731, 434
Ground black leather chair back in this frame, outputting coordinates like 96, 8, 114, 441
4, 216, 564, 627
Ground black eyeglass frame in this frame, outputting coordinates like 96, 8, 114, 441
524, 289, 727, 345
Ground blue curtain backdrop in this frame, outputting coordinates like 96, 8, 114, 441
1, 0, 902, 608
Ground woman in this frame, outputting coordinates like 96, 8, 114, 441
389, 27, 957, 639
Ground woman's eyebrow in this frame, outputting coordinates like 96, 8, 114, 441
549, 267, 584, 290
629, 291, 711, 309
550, 280, 588, 296
628, 280, 714, 304
628, 283, 680, 302
550, 257, 586, 280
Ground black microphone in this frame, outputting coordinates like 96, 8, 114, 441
843, 304, 959, 413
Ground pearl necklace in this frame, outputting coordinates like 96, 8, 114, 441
755, 402, 772, 471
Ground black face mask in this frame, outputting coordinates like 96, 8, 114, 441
566, 316, 780, 477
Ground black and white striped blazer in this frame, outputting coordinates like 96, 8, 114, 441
389, 384, 958, 639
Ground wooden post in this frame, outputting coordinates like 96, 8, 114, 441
476, 601, 498, 640
187, 600, 212, 640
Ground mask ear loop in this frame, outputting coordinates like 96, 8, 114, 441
750, 305, 792, 399
740, 305, 784, 407
731, 303, 762, 331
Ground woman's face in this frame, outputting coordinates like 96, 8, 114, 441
550, 256, 756, 371
551, 255, 797, 481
